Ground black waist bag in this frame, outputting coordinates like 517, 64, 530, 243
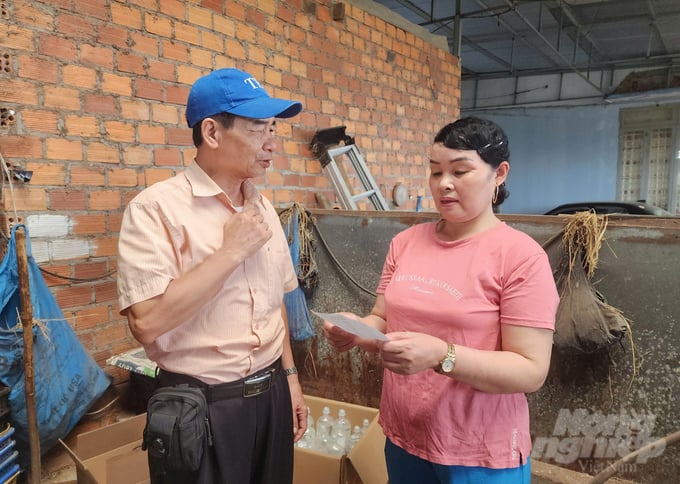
142, 385, 212, 473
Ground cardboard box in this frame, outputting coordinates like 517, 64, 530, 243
295, 395, 388, 484
61, 394, 387, 484
60, 414, 149, 484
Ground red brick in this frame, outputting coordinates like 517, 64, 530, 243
63, 65, 97, 89
93, 236, 119, 257
98, 24, 129, 48
167, 127, 192, 146
145, 169, 176, 185
71, 166, 105, 186
93, 321, 129, 348
117, 52, 147, 75
130, 32, 159, 56
37, 34, 78, 61
46, 139, 83, 161
44, 86, 81, 110
58, 13, 97, 41
40, 264, 71, 287
72, 304, 110, 331
108, 168, 138, 187
135, 78, 164, 101
73, 214, 107, 235
49, 190, 87, 211
0, 135, 42, 159
64, 115, 101, 137
94, 281, 118, 303
85, 94, 118, 116
145, 14, 172, 38
55, 285, 93, 309
80, 44, 114, 69
15, 2, 55, 29
25, 162, 66, 185
101, 72, 133, 96
3, 188, 47, 211
177, 64, 203, 85
148, 59, 175, 81
138, 125, 166, 144
111, 4, 142, 29
161, 40, 189, 62
154, 147, 182, 166
108, 212, 124, 232
74, 0, 109, 20
162, 0, 187, 20
0, 79, 37, 105
120, 99, 150, 121
104, 121, 135, 142
87, 143, 120, 164
166, 85, 190, 105
125, 146, 153, 166
175, 23, 200, 45
89, 190, 122, 211
199, 0, 222, 15
2, 25, 34, 50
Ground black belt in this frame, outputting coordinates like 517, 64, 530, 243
157, 358, 282, 402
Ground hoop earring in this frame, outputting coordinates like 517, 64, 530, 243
492, 185, 499, 204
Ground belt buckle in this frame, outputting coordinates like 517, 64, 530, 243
243, 372, 272, 397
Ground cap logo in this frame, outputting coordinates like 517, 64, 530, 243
243, 77, 263, 90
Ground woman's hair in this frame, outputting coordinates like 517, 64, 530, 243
191, 112, 237, 147
434, 116, 510, 205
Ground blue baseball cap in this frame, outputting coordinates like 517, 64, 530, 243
185, 68, 303, 128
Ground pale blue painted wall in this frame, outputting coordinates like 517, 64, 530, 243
463, 105, 621, 215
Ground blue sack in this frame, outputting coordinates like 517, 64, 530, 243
0, 225, 111, 455
281, 205, 315, 341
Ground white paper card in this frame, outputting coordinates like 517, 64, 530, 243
312, 311, 388, 341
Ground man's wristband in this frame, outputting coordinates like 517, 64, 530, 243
284, 367, 298, 376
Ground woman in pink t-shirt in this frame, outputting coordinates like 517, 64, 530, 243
323, 117, 559, 483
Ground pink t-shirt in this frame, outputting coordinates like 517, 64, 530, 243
117, 161, 298, 384
376, 221, 558, 468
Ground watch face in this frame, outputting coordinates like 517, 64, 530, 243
441, 359, 454, 373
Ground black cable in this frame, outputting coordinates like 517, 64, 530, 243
310, 219, 376, 298
39, 266, 117, 283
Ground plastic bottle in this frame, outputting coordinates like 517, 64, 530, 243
307, 407, 315, 436
314, 406, 334, 451
326, 408, 351, 455
297, 406, 315, 449
361, 418, 370, 435
333, 408, 351, 440
346, 425, 362, 453
296, 430, 313, 449
326, 435, 346, 456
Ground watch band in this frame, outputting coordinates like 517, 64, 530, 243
284, 367, 298, 376
437, 343, 456, 374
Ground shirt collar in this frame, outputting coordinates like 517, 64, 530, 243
185, 160, 262, 209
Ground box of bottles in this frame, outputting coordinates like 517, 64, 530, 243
293, 394, 387, 484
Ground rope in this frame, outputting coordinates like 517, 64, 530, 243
0, 150, 20, 242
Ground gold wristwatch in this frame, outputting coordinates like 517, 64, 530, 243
438, 343, 456, 374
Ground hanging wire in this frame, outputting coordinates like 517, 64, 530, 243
1, 150, 115, 283
39, 266, 117, 282
309, 218, 377, 298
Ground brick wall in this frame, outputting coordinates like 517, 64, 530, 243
0, 0, 460, 382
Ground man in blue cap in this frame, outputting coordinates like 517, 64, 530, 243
117, 68, 307, 483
